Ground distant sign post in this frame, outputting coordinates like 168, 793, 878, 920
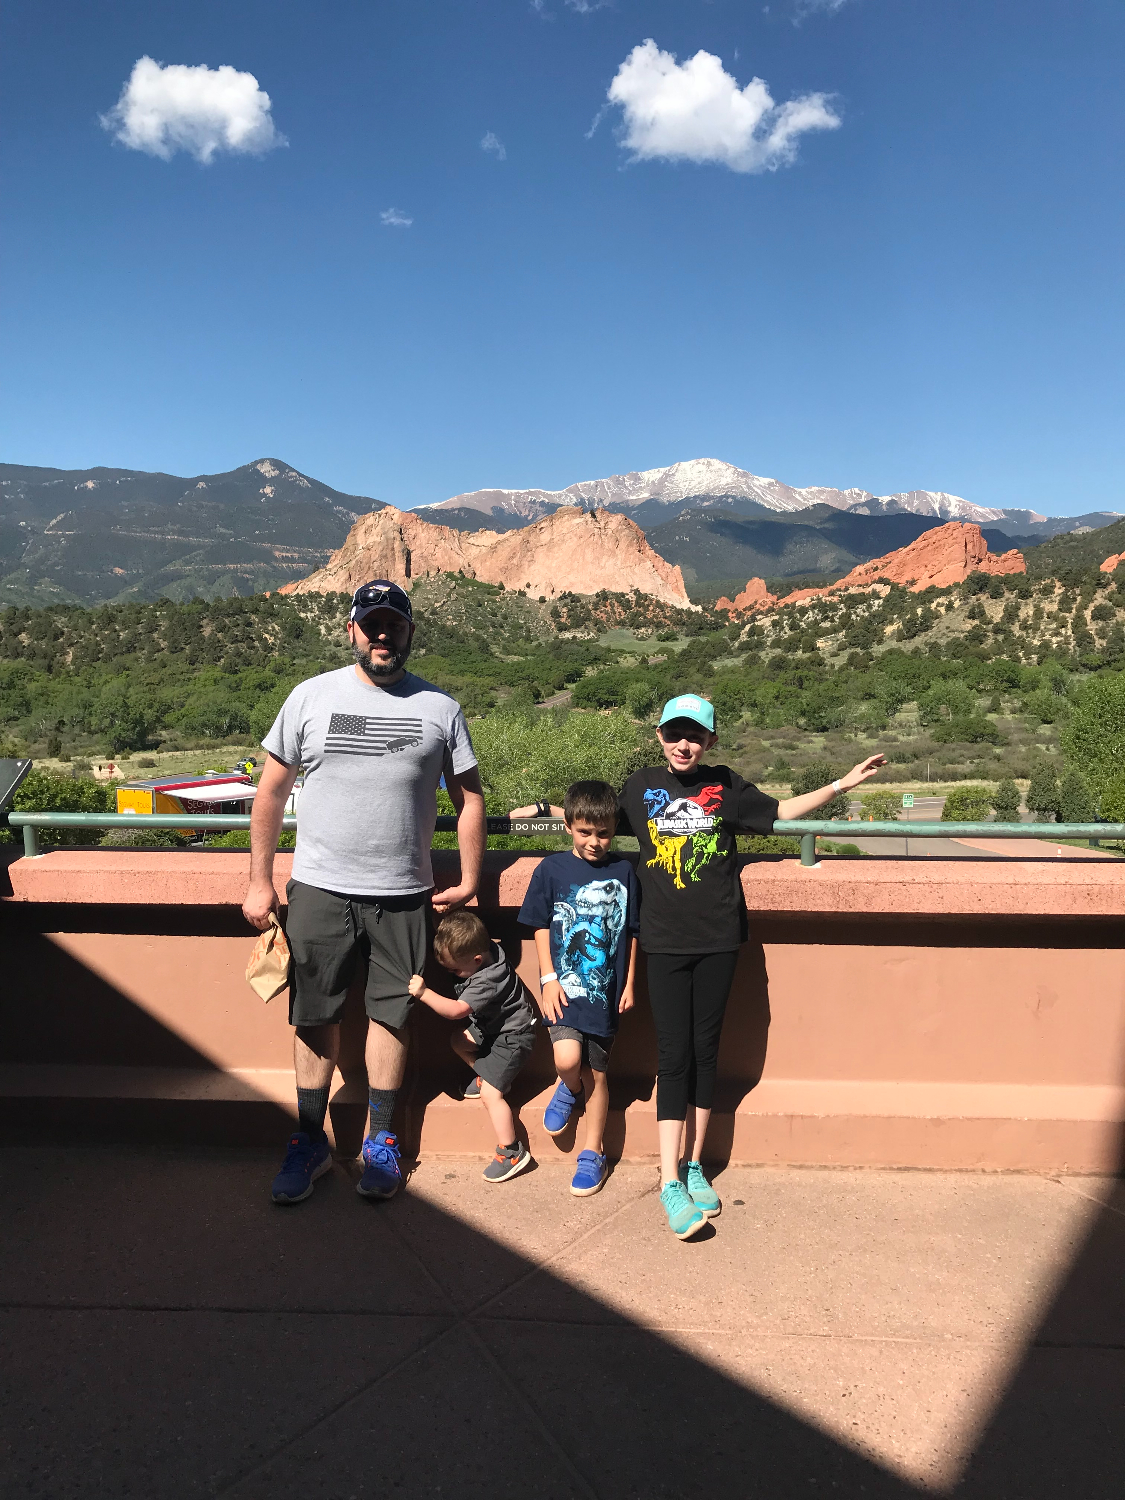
902, 793, 915, 809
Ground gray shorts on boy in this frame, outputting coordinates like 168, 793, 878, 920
466, 1022, 537, 1094
547, 1024, 614, 1074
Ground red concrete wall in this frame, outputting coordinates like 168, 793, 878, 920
3, 849, 1124, 1169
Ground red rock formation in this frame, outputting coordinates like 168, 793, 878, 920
773, 522, 1025, 605
715, 578, 778, 615
1101, 553, 1124, 574
281, 504, 693, 607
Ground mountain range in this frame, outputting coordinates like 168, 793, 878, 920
0, 459, 380, 605
419, 456, 1118, 541
1, 454, 1120, 606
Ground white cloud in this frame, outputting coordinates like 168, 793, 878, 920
380, 207, 413, 227
605, 38, 841, 174
793, 0, 851, 18
480, 131, 507, 161
100, 56, 284, 164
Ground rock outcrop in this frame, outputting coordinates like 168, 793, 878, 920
1101, 552, 1124, 574
281, 504, 693, 607
715, 578, 778, 615
716, 522, 1025, 614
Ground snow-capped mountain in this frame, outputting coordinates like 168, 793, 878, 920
421, 458, 1038, 529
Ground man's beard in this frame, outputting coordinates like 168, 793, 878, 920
352, 638, 411, 680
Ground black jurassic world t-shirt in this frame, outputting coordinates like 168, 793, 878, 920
618, 764, 779, 955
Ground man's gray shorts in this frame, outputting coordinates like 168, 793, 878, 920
285, 879, 431, 1030
547, 1024, 614, 1074
466, 1022, 537, 1095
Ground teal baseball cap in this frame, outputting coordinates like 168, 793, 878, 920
658, 694, 715, 734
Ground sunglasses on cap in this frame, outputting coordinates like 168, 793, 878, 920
349, 581, 412, 622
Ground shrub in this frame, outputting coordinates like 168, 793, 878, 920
990, 778, 1021, 820
790, 761, 849, 820
2, 769, 114, 847
941, 785, 993, 822
859, 790, 900, 822
930, 716, 1007, 745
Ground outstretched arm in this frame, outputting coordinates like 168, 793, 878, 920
407, 974, 472, 1022
776, 755, 887, 821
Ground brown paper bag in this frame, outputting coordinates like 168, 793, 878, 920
245, 913, 291, 1001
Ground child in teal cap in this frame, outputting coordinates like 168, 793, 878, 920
517, 695, 885, 1240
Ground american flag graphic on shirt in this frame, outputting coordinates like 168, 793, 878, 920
324, 713, 425, 756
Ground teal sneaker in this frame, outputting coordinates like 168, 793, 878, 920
679, 1160, 721, 1218
659, 1180, 706, 1240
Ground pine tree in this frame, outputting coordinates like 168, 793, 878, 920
1057, 767, 1094, 824
990, 778, 1021, 820
1026, 761, 1060, 822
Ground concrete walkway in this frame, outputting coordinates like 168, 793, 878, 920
3, 1147, 1124, 1498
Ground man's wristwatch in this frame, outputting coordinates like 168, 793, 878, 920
534, 800, 551, 817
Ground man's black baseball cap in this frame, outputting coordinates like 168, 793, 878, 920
349, 580, 413, 625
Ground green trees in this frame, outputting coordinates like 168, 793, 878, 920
990, 779, 1021, 820
790, 761, 849, 819
1026, 762, 1060, 821
1057, 767, 1094, 824
941, 785, 993, 821
3, 770, 113, 847
1061, 672, 1125, 794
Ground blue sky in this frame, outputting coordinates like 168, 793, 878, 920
1, 0, 1122, 515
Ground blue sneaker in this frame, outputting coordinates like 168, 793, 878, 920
271, 1131, 332, 1204
570, 1149, 607, 1197
357, 1130, 402, 1199
679, 1160, 721, 1218
543, 1080, 582, 1135
659, 1180, 706, 1240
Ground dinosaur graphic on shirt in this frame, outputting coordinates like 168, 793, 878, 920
643, 784, 726, 890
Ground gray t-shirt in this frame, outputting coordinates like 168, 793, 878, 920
262, 666, 477, 896
455, 943, 538, 1038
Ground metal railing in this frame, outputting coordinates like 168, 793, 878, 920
5, 810, 1124, 866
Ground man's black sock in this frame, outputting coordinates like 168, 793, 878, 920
296, 1085, 330, 1143
369, 1087, 397, 1137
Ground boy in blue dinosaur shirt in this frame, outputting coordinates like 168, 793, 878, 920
518, 780, 640, 1197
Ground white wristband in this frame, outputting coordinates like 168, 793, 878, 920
539, 972, 557, 986
832, 780, 842, 794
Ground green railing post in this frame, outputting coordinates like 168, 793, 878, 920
22, 824, 39, 858
800, 832, 817, 867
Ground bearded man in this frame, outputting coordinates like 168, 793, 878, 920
242, 580, 485, 1204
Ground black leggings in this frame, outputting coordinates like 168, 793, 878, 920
646, 951, 740, 1121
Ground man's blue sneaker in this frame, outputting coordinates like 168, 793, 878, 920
271, 1131, 332, 1204
679, 1159, 721, 1217
570, 1149, 607, 1197
543, 1080, 582, 1136
659, 1180, 707, 1240
357, 1130, 403, 1200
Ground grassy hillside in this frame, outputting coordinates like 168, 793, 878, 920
3, 559, 1124, 809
